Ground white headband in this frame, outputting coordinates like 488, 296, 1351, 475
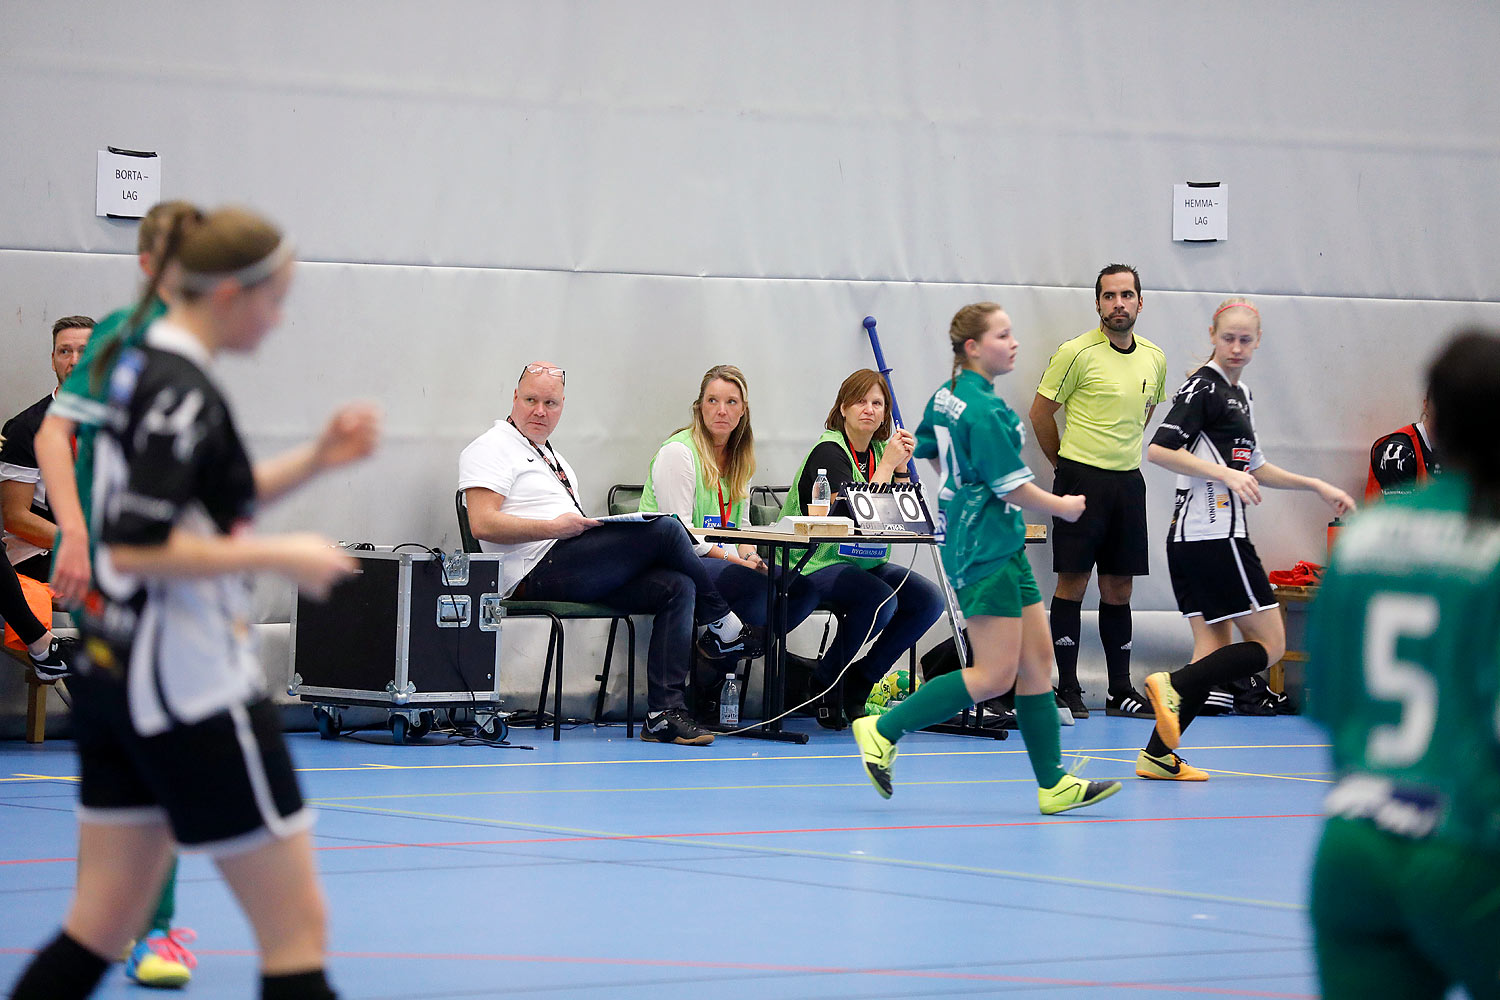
176, 236, 297, 294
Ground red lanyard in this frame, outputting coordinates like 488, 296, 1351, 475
716, 482, 731, 528
843, 434, 875, 481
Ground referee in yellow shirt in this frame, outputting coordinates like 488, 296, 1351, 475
1029, 264, 1167, 719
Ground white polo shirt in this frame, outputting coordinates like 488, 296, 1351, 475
457, 419, 583, 595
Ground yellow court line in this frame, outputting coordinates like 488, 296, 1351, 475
1087, 755, 1334, 784
317, 800, 1305, 912
311, 777, 1041, 803
4, 741, 1330, 783
288, 742, 1332, 775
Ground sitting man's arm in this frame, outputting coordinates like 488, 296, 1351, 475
0, 479, 57, 550
464, 487, 598, 543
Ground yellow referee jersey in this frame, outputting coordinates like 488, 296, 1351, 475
1036, 327, 1167, 471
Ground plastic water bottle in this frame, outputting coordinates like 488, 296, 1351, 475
809, 469, 831, 516
719, 672, 740, 727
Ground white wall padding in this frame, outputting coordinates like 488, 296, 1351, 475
3, 2, 1499, 636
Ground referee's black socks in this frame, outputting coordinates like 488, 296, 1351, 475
263, 968, 338, 999
1098, 602, 1133, 694
8, 930, 109, 999
1049, 597, 1083, 692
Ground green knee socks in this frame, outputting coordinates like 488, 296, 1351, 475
873, 676, 1066, 789
875, 671, 974, 743
145, 857, 178, 935
1014, 692, 1066, 787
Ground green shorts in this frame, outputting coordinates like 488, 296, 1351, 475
954, 549, 1040, 619
1310, 816, 1500, 1000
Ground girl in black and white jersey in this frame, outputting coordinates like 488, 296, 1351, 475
9, 207, 379, 1000
1136, 298, 1353, 781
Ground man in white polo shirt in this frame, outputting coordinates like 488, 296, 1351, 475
459, 362, 758, 746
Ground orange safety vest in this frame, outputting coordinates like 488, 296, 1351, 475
1365, 423, 1429, 501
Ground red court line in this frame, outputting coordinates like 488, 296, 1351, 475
0, 813, 1319, 866
0, 947, 1316, 996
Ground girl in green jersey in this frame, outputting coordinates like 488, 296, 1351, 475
853, 302, 1122, 815
1307, 329, 1500, 1000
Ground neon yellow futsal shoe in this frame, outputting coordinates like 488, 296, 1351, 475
852, 716, 896, 799
1038, 773, 1122, 815
1144, 671, 1183, 750
1136, 749, 1209, 781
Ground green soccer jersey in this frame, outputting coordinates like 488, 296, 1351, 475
50, 298, 166, 541
914, 369, 1034, 589
1306, 473, 1500, 850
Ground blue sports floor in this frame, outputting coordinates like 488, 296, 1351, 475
0, 714, 1332, 999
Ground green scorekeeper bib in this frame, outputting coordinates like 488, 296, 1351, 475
638, 428, 748, 531
1306, 473, 1500, 850
781, 429, 890, 573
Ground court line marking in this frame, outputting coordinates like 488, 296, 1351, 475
310, 777, 1042, 801
1086, 755, 1334, 784
0, 945, 1314, 996
299, 802, 1313, 911
0, 741, 1332, 783
0, 809, 1320, 911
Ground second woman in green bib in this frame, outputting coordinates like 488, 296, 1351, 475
781, 369, 945, 729
639, 366, 818, 711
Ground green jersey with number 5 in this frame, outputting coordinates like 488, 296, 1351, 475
1306, 473, 1500, 849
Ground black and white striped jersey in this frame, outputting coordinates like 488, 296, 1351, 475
86, 322, 262, 737
1151, 362, 1265, 542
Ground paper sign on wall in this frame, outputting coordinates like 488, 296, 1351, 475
96, 148, 161, 219
1173, 182, 1227, 242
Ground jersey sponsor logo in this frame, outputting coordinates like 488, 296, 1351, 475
838, 541, 889, 559
1232, 447, 1251, 464
1204, 480, 1218, 521
932, 387, 967, 420
1325, 773, 1442, 840
1224, 395, 1249, 415
1157, 421, 1189, 445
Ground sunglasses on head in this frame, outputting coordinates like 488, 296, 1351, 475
521, 364, 565, 384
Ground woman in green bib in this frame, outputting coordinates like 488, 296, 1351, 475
639, 366, 818, 702
782, 369, 945, 729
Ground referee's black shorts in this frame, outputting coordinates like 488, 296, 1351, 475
71, 669, 310, 856
1166, 536, 1278, 623
1050, 457, 1150, 576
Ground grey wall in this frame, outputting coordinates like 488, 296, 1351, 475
3, 2, 1498, 700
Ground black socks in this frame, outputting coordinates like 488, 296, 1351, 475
262, 968, 338, 1000
1049, 597, 1082, 691
9, 931, 109, 1000
1146, 641, 1270, 757
1098, 602, 1133, 694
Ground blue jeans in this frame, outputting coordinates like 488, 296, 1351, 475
700, 558, 819, 631
801, 561, 945, 685
698, 557, 820, 688
521, 518, 732, 712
